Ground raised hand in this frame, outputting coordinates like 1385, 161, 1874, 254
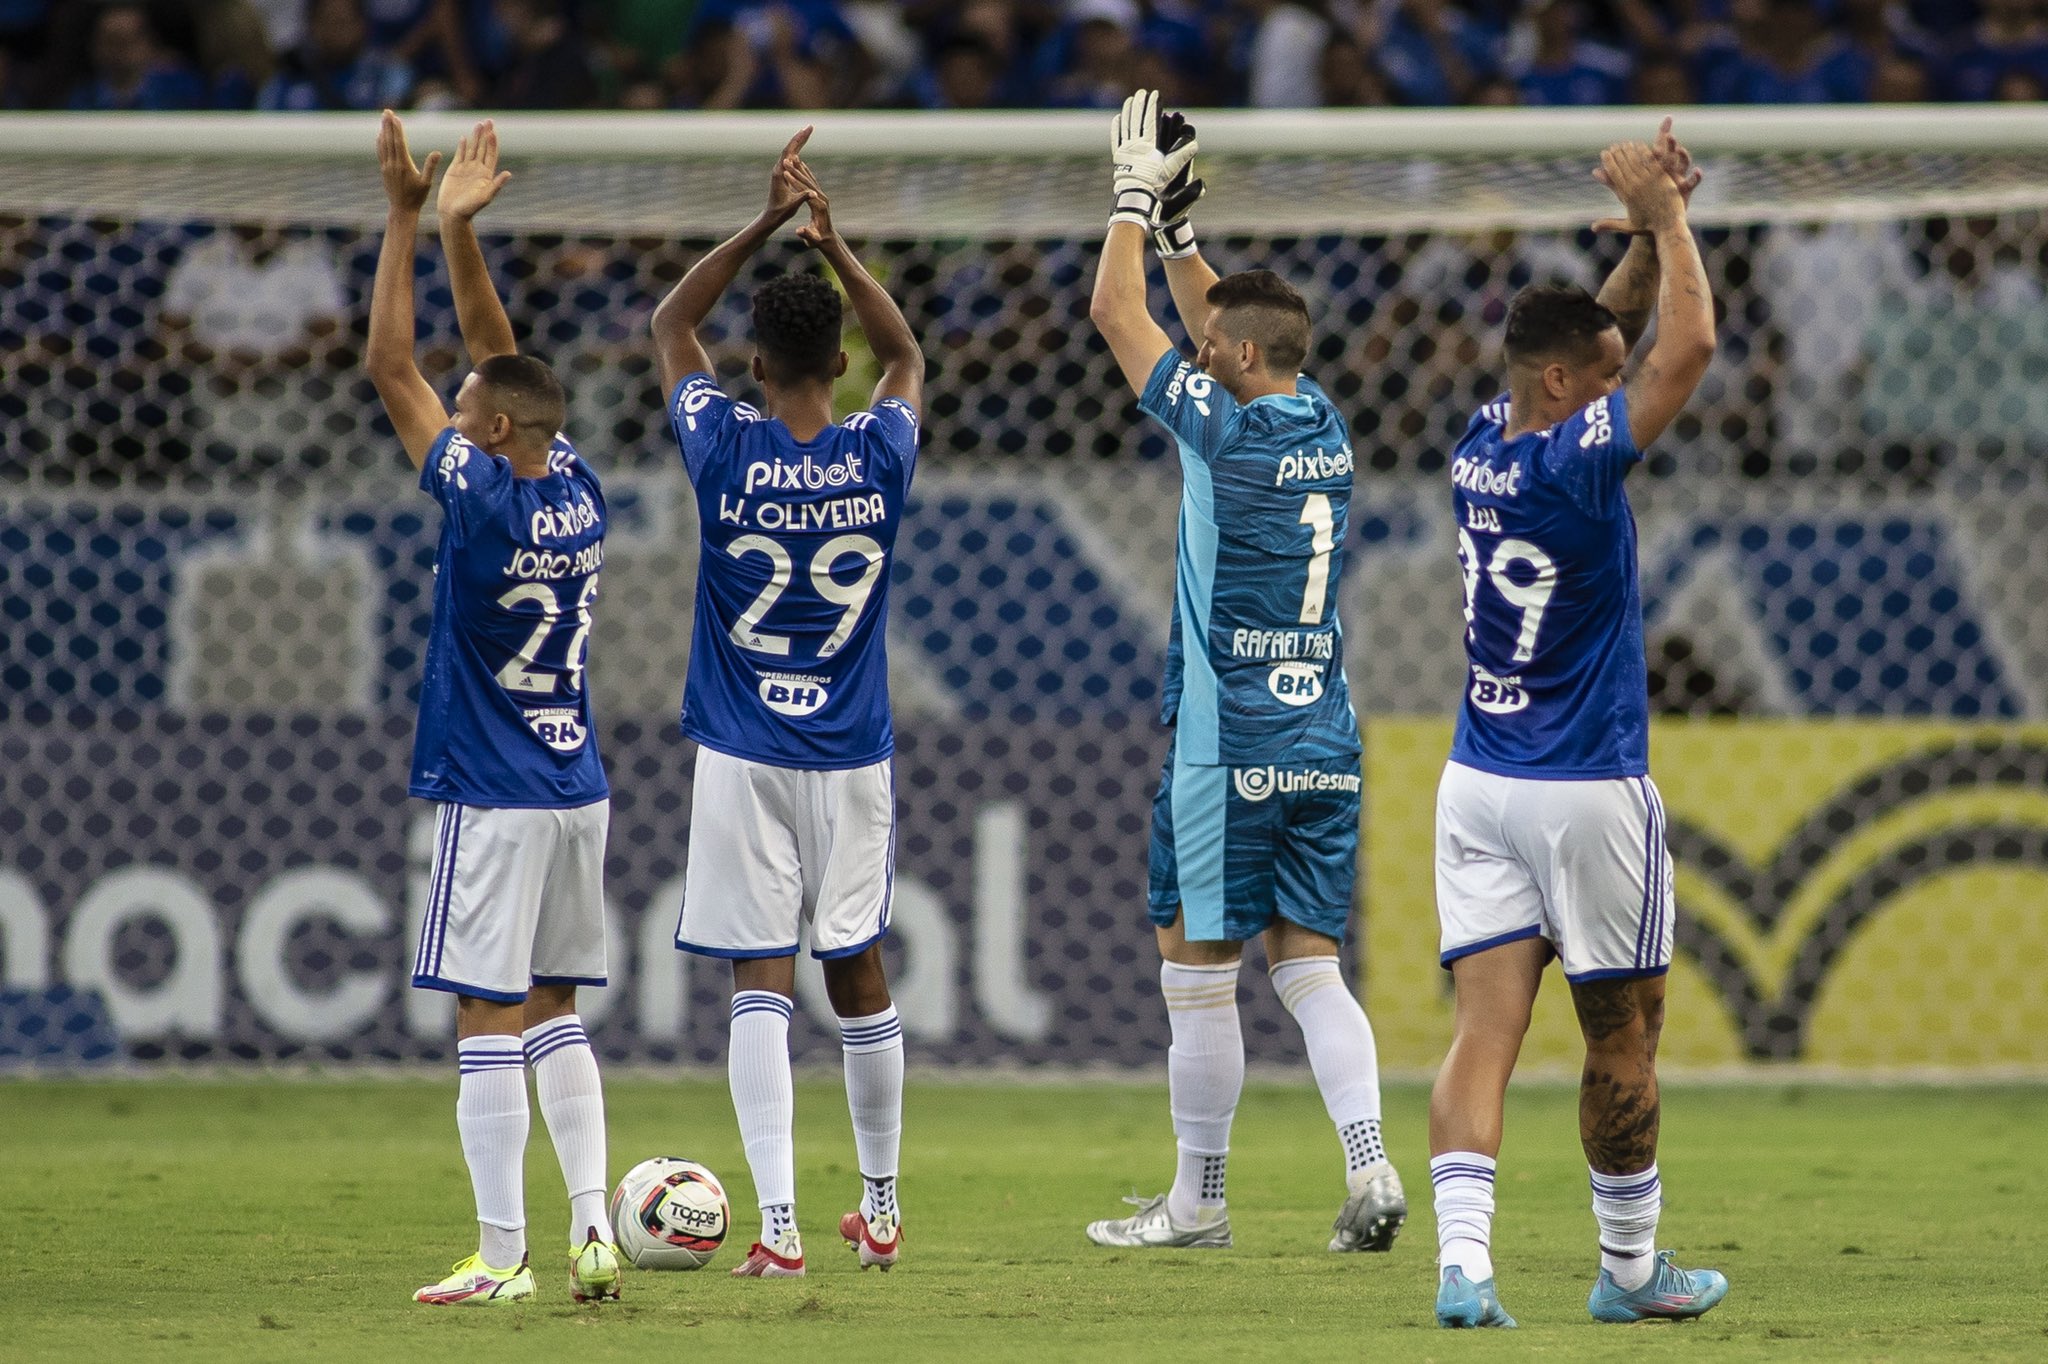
766, 126, 814, 225
1151, 108, 1204, 257
1154, 110, 1203, 223
1110, 89, 1197, 227
1591, 139, 1684, 236
789, 160, 837, 252
378, 109, 441, 214
438, 119, 513, 223
1651, 115, 1702, 209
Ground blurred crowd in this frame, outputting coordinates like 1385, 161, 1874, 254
1, 0, 2045, 113
11, 206, 2048, 487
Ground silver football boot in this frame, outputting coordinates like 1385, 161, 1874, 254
1085, 1193, 1232, 1249
1329, 1164, 1407, 1252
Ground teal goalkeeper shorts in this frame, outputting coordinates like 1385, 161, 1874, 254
1146, 738, 1362, 944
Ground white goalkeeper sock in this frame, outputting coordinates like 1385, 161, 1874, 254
1161, 959, 1243, 1225
457, 1035, 529, 1270
1268, 956, 1389, 1186
524, 1014, 612, 1247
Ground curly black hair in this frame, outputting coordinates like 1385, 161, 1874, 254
1503, 284, 1619, 368
751, 272, 844, 384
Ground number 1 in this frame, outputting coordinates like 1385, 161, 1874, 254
1298, 493, 1334, 625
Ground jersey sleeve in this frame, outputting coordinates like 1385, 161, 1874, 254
667, 371, 741, 484
417, 428, 514, 544
1137, 347, 1236, 463
1544, 390, 1642, 518
854, 397, 920, 480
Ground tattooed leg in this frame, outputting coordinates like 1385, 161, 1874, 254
1570, 976, 1666, 1175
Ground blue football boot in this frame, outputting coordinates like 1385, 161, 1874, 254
1588, 1250, 1730, 1323
1435, 1266, 1518, 1328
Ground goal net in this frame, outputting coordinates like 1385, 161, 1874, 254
2, 108, 2045, 1073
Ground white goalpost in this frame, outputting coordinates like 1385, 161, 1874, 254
7, 105, 2048, 233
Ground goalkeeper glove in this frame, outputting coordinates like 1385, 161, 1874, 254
1151, 109, 1205, 260
1109, 89, 1198, 230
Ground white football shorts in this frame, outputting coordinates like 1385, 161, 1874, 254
411, 799, 611, 1002
1434, 760, 1674, 983
677, 746, 896, 960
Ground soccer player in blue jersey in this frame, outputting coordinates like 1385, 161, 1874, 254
367, 113, 620, 1307
1427, 125, 1729, 1328
1083, 91, 1405, 1254
651, 130, 923, 1279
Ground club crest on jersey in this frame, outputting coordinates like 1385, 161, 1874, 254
1467, 665, 1530, 715
523, 707, 588, 752
744, 452, 866, 496
759, 673, 829, 717
1267, 660, 1324, 707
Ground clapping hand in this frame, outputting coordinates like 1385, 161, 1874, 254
1110, 89, 1198, 229
767, 126, 814, 225
438, 119, 513, 223
789, 160, 837, 252
377, 109, 441, 214
1649, 115, 1703, 209
1592, 132, 1688, 237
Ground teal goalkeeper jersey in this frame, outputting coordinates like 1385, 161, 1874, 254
1137, 348, 1362, 767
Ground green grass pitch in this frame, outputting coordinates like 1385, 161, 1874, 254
3, 1077, 2044, 1361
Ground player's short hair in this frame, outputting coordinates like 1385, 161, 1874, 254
1503, 284, 1620, 368
1205, 270, 1311, 376
752, 272, 844, 384
473, 353, 566, 434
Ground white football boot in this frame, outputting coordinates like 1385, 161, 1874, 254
1085, 1193, 1232, 1249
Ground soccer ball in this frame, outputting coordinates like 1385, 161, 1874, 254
610, 1157, 730, 1269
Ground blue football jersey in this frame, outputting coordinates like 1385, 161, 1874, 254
669, 372, 917, 770
411, 428, 609, 807
1138, 348, 1361, 766
1447, 389, 1649, 779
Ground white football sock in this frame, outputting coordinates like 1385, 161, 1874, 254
1269, 956, 1388, 1186
729, 991, 797, 1240
524, 1014, 612, 1246
1173, 1147, 1227, 1219
840, 1005, 903, 1222
457, 1034, 529, 1269
1160, 959, 1243, 1225
1431, 1152, 1497, 1283
763, 1200, 798, 1254
1590, 1164, 1661, 1291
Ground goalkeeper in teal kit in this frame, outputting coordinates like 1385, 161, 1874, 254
1083, 90, 1405, 1254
